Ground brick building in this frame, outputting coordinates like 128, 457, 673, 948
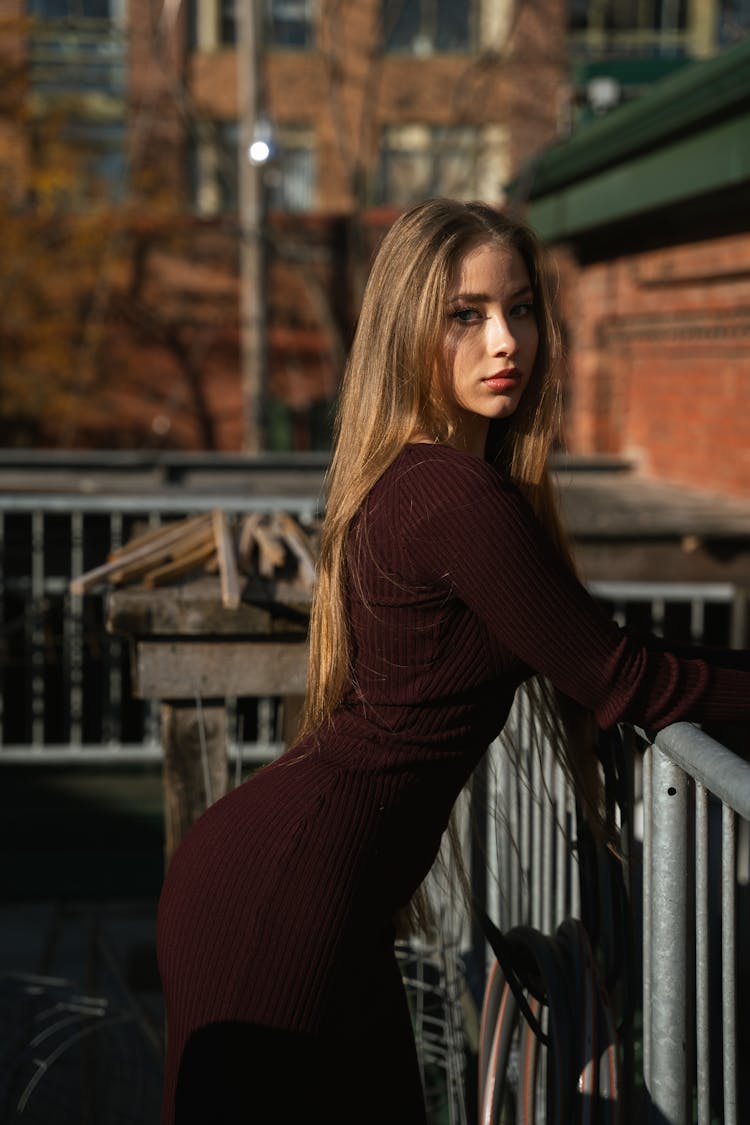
0, 0, 566, 451
2, 0, 748, 453
516, 37, 750, 500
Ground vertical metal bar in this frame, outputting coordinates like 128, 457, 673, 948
106, 511, 124, 745
648, 749, 690, 1125
486, 743, 500, 938
530, 729, 542, 931
642, 744, 653, 1090
729, 588, 747, 650
500, 742, 513, 933
651, 597, 665, 637
68, 510, 84, 747
257, 696, 274, 748
30, 511, 46, 748
0, 510, 4, 747
569, 774, 580, 920
555, 762, 567, 928
143, 508, 163, 751
695, 783, 710, 1125
508, 734, 520, 930
722, 805, 737, 1125
541, 739, 554, 935
689, 597, 705, 644
520, 690, 531, 925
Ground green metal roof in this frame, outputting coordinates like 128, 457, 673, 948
517, 36, 750, 240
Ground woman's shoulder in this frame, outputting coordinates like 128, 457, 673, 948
360, 444, 525, 546
377, 443, 513, 504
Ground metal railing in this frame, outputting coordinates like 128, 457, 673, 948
3, 488, 750, 1121
2, 489, 744, 767
0, 491, 322, 764
479, 713, 750, 1124
641, 722, 750, 1125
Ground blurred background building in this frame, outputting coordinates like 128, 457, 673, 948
2, 0, 748, 458
1, 10, 750, 1120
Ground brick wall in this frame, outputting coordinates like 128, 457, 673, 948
560, 232, 750, 498
190, 0, 565, 212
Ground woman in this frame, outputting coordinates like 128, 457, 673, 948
157, 199, 750, 1123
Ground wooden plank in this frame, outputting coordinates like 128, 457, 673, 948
213, 509, 241, 609
113, 523, 215, 585
106, 580, 309, 637
105, 585, 308, 639
133, 640, 309, 699
107, 512, 211, 561
276, 512, 316, 586
142, 538, 216, 587
253, 522, 286, 576
69, 514, 214, 594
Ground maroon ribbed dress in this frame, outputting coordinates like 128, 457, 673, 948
157, 444, 750, 1123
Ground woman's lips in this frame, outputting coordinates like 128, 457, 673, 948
483, 370, 521, 392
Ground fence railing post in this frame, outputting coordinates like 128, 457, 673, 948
647, 747, 691, 1125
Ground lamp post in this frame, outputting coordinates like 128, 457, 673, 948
236, 0, 270, 453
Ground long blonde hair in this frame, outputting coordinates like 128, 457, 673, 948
295, 198, 601, 835
294, 195, 602, 931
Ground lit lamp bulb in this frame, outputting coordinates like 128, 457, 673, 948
249, 139, 271, 165
248, 118, 275, 165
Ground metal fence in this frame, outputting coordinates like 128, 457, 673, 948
1, 488, 746, 768
3, 490, 750, 1121
641, 722, 750, 1125
0, 491, 322, 764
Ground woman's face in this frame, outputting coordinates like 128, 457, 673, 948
442, 241, 539, 454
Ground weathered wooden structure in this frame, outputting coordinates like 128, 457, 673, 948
107, 577, 309, 862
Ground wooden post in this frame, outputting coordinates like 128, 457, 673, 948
161, 701, 229, 864
106, 580, 310, 866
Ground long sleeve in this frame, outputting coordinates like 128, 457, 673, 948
395, 447, 750, 732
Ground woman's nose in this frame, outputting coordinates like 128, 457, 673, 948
486, 315, 517, 356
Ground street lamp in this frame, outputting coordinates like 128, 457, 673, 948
248, 117, 275, 167
237, 0, 270, 454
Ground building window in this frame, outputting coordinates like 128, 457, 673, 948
266, 0, 313, 48
382, 0, 475, 54
191, 123, 315, 215
64, 119, 127, 200
219, 0, 236, 43
26, 0, 126, 201
189, 121, 238, 215
266, 128, 315, 212
27, 0, 112, 16
568, 0, 689, 51
720, 0, 750, 43
188, 0, 237, 49
378, 125, 491, 205
27, 0, 125, 97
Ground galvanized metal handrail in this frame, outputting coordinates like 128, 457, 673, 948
640, 722, 750, 1125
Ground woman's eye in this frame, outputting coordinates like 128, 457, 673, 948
450, 307, 482, 324
510, 302, 534, 319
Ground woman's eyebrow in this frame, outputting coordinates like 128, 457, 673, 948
448, 285, 534, 304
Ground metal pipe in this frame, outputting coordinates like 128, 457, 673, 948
0, 493, 322, 515
695, 783, 710, 1125
642, 744, 653, 1090
649, 724, 750, 822
554, 763, 566, 927
31, 511, 46, 748
648, 748, 691, 1125
531, 730, 542, 930
541, 739, 553, 934
722, 805, 737, 1125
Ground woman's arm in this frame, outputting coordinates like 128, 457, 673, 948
399, 449, 750, 732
